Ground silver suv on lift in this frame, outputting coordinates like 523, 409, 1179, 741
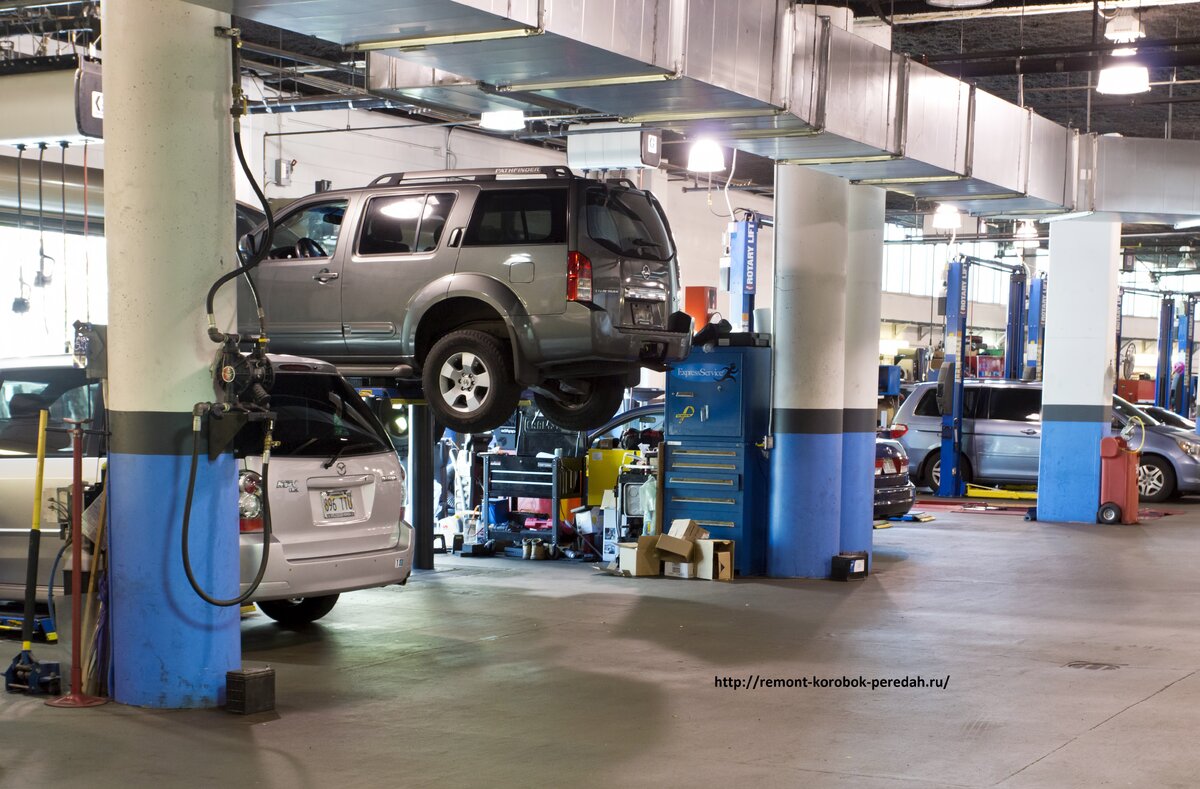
237, 166, 692, 433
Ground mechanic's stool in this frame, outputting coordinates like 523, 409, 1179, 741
432, 534, 449, 554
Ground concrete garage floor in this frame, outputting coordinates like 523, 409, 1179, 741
8, 504, 1200, 788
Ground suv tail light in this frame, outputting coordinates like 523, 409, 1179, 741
238, 470, 264, 533
567, 251, 593, 302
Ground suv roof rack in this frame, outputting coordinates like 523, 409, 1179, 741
369, 166, 574, 187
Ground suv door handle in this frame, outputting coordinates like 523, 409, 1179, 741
447, 227, 464, 247
1021, 428, 1039, 435
313, 268, 339, 283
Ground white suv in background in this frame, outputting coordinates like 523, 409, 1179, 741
0, 355, 413, 625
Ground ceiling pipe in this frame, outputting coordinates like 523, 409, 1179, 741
923, 36, 1200, 64
860, 0, 1200, 26
942, 49, 1200, 78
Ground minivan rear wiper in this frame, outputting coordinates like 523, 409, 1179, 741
322, 440, 376, 469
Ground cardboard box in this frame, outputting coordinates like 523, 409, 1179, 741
663, 561, 697, 579
695, 539, 734, 581
655, 533, 697, 561
667, 519, 710, 541
601, 526, 620, 562
617, 535, 662, 577
573, 507, 597, 535
601, 491, 620, 561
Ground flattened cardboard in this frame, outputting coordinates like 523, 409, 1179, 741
695, 539, 734, 581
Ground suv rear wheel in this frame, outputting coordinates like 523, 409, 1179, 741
534, 376, 625, 431
258, 594, 339, 625
423, 330, 521, 433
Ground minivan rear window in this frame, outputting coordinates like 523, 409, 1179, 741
989, 388, 1042, 422
260, 373, 393, 458
585, 185, 674, 262
463, 189, 567, 246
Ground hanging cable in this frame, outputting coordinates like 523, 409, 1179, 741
82, 141, 90, 321
60, 141, 69, 351
36, 143, 50, 288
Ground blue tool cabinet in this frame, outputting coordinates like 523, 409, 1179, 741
663, 339, 771, 575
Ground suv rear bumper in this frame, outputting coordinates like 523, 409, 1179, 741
521, 307, 692, 375
241, 521, 414, 601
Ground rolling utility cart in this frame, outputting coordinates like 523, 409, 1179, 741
662, 335, 771, 576
481, 453, 584, 551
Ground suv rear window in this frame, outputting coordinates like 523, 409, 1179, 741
463, 189, 567, 246
252, 373, 393, 458
585, 185, 674, 261
989, 388, 1041, 422
913, 387, 980, 418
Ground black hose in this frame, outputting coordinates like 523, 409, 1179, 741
181, 412, 274, 607
205, 33, 276, 345
46, 539, 69, 637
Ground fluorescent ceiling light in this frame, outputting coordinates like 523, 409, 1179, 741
1097, 63, 1150, 95
1174, 218, 1200, 230
479, 110, 526, 131
1016, 220, 1040, 249
347, 27, 539, 52
925, 0, 994, 7
1040, 211, 1095, 223
686, 139, 725, 173
498, 72, 675, 93
932, 203, 962, 230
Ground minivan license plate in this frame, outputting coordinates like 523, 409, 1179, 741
631, 302, 654, 326
322, 490, 355, 519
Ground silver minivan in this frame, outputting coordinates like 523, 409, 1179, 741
893, 379, 1200, 502
0, 356, 413, 625
238, 167, 693, 434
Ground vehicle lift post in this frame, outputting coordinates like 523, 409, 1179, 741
1154, 295, 1177, 409
938, 257, 969, 497
726, 214, 763, 332
1025, 275, 1046, 380
1005, 265, 1028, 380
1175, 295, 1197, 417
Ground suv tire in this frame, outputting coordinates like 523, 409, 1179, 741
423, 330, 521, 433
258, 594, 339, 625
534, 376, 625, 431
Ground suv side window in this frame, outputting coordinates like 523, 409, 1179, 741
913, 387, 981, 418
463, 189, 567, 246
989, 388, 1042, 422
268, 200, 348, 260
358, 193, 456, 256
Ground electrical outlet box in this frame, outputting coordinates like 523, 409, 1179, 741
273, 158, 293, 187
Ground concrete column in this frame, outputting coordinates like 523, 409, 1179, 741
103, 0, 238, 707
1038, 217, 1121, 523
841, 186, 885, 558
768, 164, 849, 578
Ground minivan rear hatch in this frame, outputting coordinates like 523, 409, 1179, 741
583, 184, 677, 330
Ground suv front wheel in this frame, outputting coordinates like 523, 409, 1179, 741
534, 376, 625, 431
423, 330, 521, 433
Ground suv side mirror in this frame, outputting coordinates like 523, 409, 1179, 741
238, 231, 261, 261
936, 362, 955, 415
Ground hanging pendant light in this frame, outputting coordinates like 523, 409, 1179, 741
1097, 10, 1150, 96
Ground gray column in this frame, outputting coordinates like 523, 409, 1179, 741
768, 164, 848, 578
104, 0, 239, 707
841, 185, 885, 557
1038, 217, 1121, 523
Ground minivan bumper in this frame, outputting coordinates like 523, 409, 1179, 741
241, 521, 415, 601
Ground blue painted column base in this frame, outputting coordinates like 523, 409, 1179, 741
839, 431, 875, 560
1037, 420, 1105, 524
768, 433, 843, 578
108, 451, 240, 708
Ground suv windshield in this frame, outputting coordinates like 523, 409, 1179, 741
262, 373, 393, 458
585, 185, 674, 262
0, 367, 103, 456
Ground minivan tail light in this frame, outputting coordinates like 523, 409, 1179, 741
890, 424, 908, 439
238, 470, 264, 533
567, 251, 593, 302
